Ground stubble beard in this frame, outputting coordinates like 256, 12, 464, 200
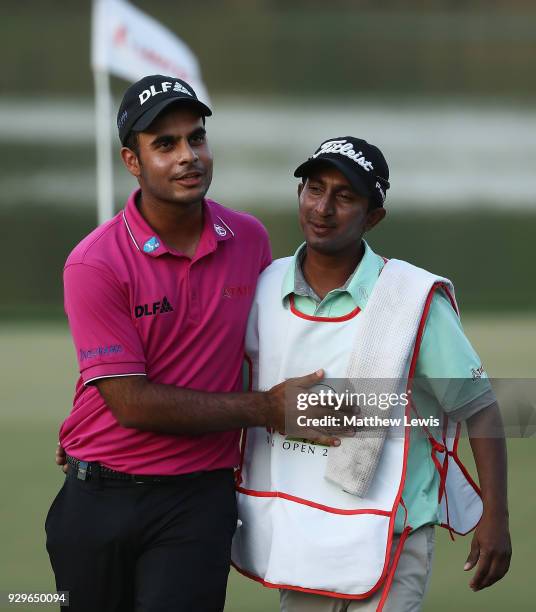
141, 170, 211, 210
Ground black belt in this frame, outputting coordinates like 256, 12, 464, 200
66, 455, 202, 484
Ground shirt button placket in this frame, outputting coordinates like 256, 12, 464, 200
188, 265, 200, 324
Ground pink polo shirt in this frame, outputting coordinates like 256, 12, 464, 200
60, 190, 271, 475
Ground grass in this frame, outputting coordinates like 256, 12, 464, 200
0, 318, 534, 610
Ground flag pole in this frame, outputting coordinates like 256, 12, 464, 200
94, 68, 114, 225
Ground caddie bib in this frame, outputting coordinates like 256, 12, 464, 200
232, 257, 482, 605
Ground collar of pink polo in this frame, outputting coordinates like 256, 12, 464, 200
122, 189, 234, 259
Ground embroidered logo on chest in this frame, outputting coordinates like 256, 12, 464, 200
214, 224, 227, 237
222, 285, 253, 299
135, 296, 174, 318
143, 236, 160, 253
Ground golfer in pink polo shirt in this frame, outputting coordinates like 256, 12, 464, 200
45, 75, 339, 612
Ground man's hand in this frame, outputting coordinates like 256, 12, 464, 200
464, 510, 511, 591
267, 370, 353, 446
465, 403, 512, 591
55, 443, 68, 474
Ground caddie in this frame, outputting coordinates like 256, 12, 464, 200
232, 137, 512, 611
45, 75, 340, 612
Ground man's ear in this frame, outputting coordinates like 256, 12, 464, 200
297, 181, 305, 198
365, 206, 386, 232
120, 147, 141, 178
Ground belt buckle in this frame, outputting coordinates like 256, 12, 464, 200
77, 461, 89, 481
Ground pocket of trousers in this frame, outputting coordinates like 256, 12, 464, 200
44, 477, 67, 533
421, 526, 436, 600
425, 526, 436, 574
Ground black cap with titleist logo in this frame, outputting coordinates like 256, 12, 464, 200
117, 74, 212, 145
294, 137, 390, 207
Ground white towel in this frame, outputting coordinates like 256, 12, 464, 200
324, 259, 454, 497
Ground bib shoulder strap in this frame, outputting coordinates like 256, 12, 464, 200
347, 259, 455, 379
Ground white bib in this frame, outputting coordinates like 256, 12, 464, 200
232, 257, 482, 600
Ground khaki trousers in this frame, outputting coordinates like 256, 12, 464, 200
279, 526, 435, 612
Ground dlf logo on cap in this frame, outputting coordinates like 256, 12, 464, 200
116, 74, 212, 145
138, 81, 193, 105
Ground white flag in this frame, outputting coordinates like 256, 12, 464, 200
91, 0, 210, 103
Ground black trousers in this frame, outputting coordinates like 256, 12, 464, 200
45, 468, 237, 612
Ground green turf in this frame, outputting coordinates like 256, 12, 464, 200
0, 319, 534, 611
